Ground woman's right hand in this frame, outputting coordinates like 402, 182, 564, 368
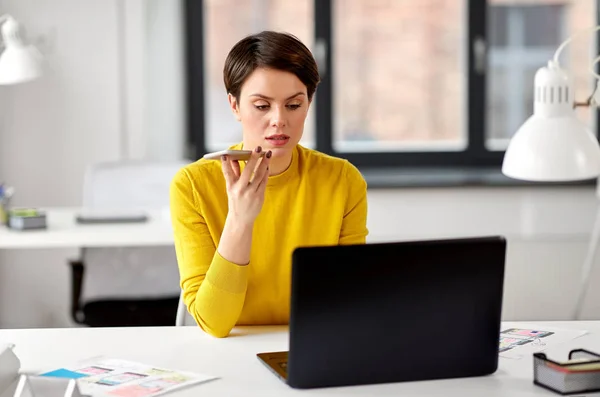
221, 146, 272, 226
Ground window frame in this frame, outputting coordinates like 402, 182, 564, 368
184, 0, 600, 175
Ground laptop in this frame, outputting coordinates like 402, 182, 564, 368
257, 236, 506, 389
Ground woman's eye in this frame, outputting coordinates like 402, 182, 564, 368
287, 104, 301, 110
255, 105, 269, 110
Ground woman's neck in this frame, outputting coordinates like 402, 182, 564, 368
268, 152, 293, 176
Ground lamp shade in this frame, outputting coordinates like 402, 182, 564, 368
502, 115, 600, 181
0, 17, 43, 85
502, 61, 600, 181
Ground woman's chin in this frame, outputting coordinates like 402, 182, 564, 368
267, 146, 292, 157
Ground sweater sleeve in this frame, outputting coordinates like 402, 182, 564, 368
169, 167, 248, 338
339, 161, 369, 245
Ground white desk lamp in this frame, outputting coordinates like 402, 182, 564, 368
0, 14, 43, 85
502, 26, 600, 320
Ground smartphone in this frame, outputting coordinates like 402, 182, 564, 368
203, 149, 266, 161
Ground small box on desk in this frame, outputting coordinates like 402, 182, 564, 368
7, 209, 46, 230
534, 349, 600, 395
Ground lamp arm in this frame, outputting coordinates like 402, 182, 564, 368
552, 26, 600, 108
554, 25, 600, 70
590, 54, 600, 80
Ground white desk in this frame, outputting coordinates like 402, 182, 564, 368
0, 207, 174, 249
1, 322, 599, 396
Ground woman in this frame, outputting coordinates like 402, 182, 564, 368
170, 31, 368, 338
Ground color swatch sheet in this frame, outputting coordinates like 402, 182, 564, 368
40, 357, 217, 397
499, 324, 588, 359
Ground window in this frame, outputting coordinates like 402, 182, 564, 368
332, 1, 466, 153
185, 0, 599, 175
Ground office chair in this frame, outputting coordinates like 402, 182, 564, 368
69, 160, 189, 327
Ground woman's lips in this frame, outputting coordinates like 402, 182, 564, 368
266, 135, 290, 146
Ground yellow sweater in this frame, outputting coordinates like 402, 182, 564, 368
169, 144, 368, 337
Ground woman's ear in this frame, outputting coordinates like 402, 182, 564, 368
228, 93, 241, 121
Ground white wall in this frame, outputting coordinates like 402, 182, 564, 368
0, 0, 122, 328
144, 0, 186, 161
0, 0, 186, 328
119, 0, 187, 161
0, 0, 122, 204
366, 187, 600, 321
0, 0, 599, 328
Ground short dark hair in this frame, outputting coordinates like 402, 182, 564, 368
223, 31, 320, 101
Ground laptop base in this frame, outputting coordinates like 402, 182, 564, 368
257, 351, 288, 382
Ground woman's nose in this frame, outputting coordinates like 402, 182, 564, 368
271, 107, 286, 127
